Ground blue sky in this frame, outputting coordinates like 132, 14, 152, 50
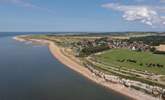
0, 0, 165, 32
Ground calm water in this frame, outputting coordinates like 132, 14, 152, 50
0, 36, 129, 100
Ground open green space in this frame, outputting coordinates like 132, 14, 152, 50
95, 48, 165, 75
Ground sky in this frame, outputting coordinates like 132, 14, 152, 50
0, 0, 165, 32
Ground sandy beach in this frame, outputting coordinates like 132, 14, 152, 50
14, 36, 159, 100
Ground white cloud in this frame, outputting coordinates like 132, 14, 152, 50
102, 3, 165, 27
134, 0, 145, 3
160, 0, 165, 3
0, 0, 54, 14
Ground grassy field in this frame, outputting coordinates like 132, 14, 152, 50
96, 49, 165, 75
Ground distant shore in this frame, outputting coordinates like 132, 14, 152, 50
14, 36, 159, 100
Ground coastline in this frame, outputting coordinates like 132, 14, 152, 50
14, 36, 159, 100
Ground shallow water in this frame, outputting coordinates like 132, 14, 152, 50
0, 36, 129, 100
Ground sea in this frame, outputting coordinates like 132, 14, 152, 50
0, 32, 129, 100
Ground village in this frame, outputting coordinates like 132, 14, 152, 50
72, 36, 156, 57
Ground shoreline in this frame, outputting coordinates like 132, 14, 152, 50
14, 36, 159, 100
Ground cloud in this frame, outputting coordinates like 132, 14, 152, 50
134, 0, 145, 3
160, 0, 165, 3
102, 3, 165, 27
0, 0, 54, 14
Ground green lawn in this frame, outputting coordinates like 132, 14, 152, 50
96, 48, 165, 75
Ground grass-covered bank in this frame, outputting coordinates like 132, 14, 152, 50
96, 48, 165, 75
